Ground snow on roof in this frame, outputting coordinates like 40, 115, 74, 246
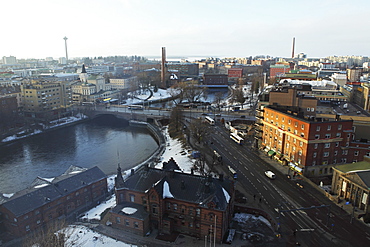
40, 177, 55, 183
70, 170, 82, 174
3, 193, 14, 198
34, 184, 49, 189
121, 207, 138, 215
222, 187, 230, 203
163, 181, 174, 199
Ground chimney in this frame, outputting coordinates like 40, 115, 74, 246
292, 37, 295, 59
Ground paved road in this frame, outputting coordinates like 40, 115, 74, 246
206, 123, 370, 247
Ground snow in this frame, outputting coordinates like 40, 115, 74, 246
162, 181, 174, 199
222, 187, 231, 203
69, 170, 82, 174
233, 213, 272, 228
34, 184, 49, 189
121, 207, 137, 215
155, 127, 195, 174
3, 193, 14, 198
64, 225, 135, 247
40, 177, 55, 182
80, 196, 116, 221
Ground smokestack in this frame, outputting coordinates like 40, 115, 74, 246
292, 37, 295, 59
161, 47, 166, 87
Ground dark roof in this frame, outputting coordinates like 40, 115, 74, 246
357, 171, 370, 190
1, 166, 106, 217
119, 166, 233, 211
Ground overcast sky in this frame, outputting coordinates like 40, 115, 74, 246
1, 0, 369, 60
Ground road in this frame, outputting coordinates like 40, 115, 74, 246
206, 123, 370, 247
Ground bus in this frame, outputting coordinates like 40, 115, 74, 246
128, 105, 144, 110
228, 165, 237, 179
205, 116, 215, 125
230, 133, 244, 145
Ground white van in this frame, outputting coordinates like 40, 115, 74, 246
265, 170, 276, 179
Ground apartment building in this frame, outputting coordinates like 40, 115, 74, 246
259, 105, 354, 177
109, 159, 235, 242
21, 81, 72, 120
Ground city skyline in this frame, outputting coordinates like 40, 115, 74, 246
2, 0, 369, 59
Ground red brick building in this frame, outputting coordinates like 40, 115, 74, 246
203, 74, 228, 86
109, 159, 235, 242
227, 68, 243, 78
259, 105, 358, 177
0, 166, 107, 239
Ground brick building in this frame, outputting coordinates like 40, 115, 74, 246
259, 105, 358, 177
202, 74, 228, 86
109, 159, 235, 242
227, 68, 243, 78
0, 166, 107, 238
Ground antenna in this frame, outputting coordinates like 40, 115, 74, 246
63, 36, 69, 64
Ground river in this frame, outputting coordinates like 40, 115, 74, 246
0, 115, 159, 194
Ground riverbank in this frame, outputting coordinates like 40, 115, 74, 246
0, 114, 89, 146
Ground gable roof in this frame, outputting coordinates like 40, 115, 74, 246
119, 166, 233, 211
1, 166, 106, 217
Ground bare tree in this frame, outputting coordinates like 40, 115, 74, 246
232, 87, 246, 109
213, 91, 224, 111
22, 220, 76, 247
168, 80, 208, 105
189, 118, 209, 144
168, 106, 183, 137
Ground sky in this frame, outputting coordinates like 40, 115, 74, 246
1, 0, 369, 60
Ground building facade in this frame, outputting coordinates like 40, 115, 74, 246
259, 105, 356, 177
0, 166, 107, 238
109, 161, 235, 242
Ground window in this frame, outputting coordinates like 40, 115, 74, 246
324, 152, 329, 157
336, 142, 339, 147
130, 194, 135, 202
324, 143, 330, 148
354, 151, 359, 156
327, 125, 331, 130
312, 161, 316, 166
311, 108, 315, 112
134, 221, 139, 228
37, 220, 41, 225
313, 152, 317, 158
316, 126, 321, 131
26, 225, 30, 231
301, 124, 305, 130
152, 204, 158, 215
116, 217, 121, 224
173, 204, 178, 211
189, 207, 194, 215
167, 202, 171, 210
196, 208, 201, 216
342, 150, 348, 155
336, 133, 341, 138
295, 122, 298, 127
288, 119, 291, 124
325, 134, 331, 139
301, 133, 304, 138
334, 151, 338, 156
338, 124, 342, 130
315, 134, 320, 139
298, 150, 302, 155
125, 220, 130, 226
314, 143, 318, 149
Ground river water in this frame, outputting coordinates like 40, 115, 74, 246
0, 115, 159, 194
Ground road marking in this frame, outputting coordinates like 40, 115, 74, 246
263, 186, 268, 191
257, 178, 261, 183
250, 173, 254, 176
291, 212, 296, 216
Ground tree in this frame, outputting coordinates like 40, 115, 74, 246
168, 80, 207, 105
213, 91, 225, 111
22, 220, 75, 247
232, 87, 246, 109
168, 106, 183, 137
189, 118, 209, 144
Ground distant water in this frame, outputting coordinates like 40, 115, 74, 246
0, 115, 158, 193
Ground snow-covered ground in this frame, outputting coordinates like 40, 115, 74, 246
64, 225, 136, 247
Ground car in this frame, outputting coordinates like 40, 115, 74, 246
264, 170, 276, 179
215, 114, 221, 117
240, 115, 246, 118
201, 113, 208, 116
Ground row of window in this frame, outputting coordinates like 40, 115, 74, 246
115, 217, 140, 228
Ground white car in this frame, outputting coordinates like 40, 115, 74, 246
265, 170, 276, 179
